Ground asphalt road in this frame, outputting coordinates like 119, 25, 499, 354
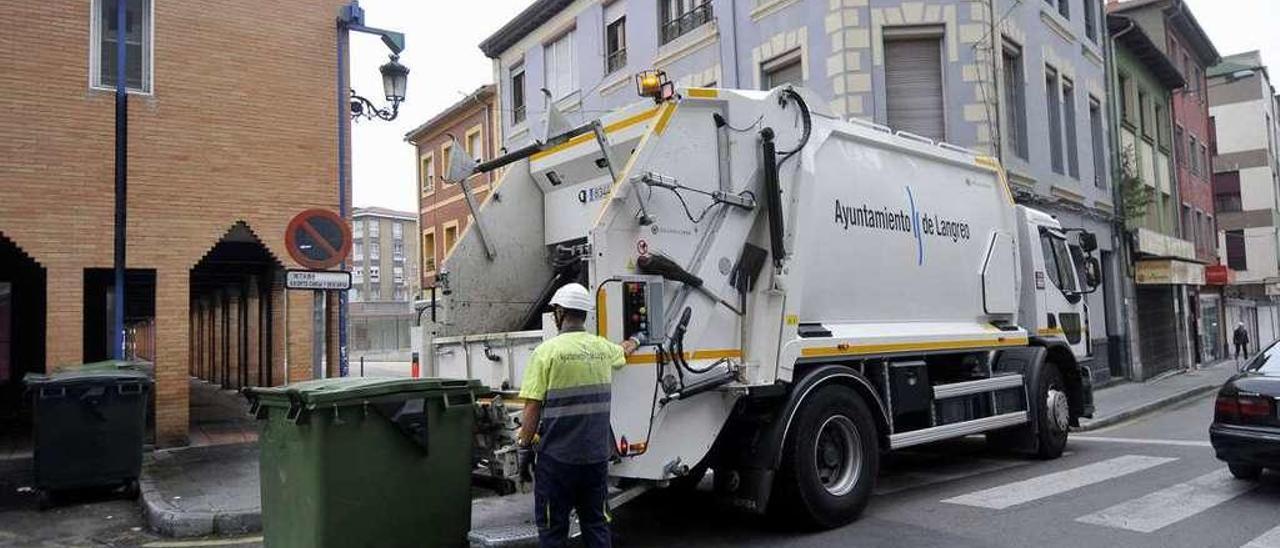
610, 393, 1280, 548
1, 393, 1276, 548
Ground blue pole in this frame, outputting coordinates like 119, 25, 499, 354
112, 0, 128, 360
337, 21, 350, 376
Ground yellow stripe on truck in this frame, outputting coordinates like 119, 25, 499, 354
800, 336, 1029, 358
529, 105, 662, 161
1037, 327, 1064, 336
686, 87, 719, 98
626, 348, 741, 365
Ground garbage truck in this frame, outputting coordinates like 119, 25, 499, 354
422, 79, 1098, 528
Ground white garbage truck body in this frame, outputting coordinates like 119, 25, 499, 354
427, 85, 1097, 527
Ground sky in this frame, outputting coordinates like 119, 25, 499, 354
349, 0, 1280, 211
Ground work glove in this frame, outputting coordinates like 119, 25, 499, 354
517, 445, 535, 482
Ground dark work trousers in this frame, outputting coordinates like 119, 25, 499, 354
534, 454, 611, 548
1236, 342, 1249, 360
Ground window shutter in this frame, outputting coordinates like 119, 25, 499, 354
884, 38, 945, 141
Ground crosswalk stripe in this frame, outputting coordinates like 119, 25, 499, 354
941, 455, 1176, 509
1243, 524, 1280, 548
875, 458, 1033, 496
1075, 468, 1259, 533
1070, 435, 1213, 448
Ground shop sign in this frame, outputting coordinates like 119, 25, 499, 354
1205, 265, 1234, 285
1135, 259, 1205, 285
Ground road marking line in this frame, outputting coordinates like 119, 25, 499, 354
1075, 468, 1258, 533
142, 537, 263, 547
1072, 435, 1213, 448
875, 457, 1034, 495
1244, 524, 1280, 548
941, 455, 1176, 509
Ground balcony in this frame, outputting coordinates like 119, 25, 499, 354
661, 2, 713, 45
1134, 228, 1196, 261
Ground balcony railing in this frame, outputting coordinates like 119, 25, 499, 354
661, 2, 712, 45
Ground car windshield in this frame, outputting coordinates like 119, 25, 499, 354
1244, 341, 1280, 373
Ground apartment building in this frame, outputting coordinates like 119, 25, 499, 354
350, 207, 419, 360
1106, 14, 1191, 379
0, 0, 348, 445
404, 85, 499, 288
1209, 51, 1280, 349
480, 0, 1121, 382
1109, 0, 1223, 366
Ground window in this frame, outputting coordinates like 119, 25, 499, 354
1063, 78, 1079, 179
1188, 135, 1199, 175
1215, 171, 1242, 212
368, 221, 380, 238
605, 8, 627, 74
1194, 210, 1205, 249
1119, 73, 1133, 124
440, 142, 453, 183
761, 50, 804, 90
392, 222, 403, 240
511, 65, 526, 124
350, 288, 362, 302
1175, 125, 1185, 166
1046, 67, 1064, 174
1003, 41, 1029, 160
1138, 91, 1151, 138
423, 231, 437, 273
466, 128, 484, 163
393, 240, 405, 262
1083, 0, 1098, 42
444, 223, 459, 255
353, 266, 364, 285
393, 266, 405, 285
661, 0, 713, 45
369, 241, 380, 261
1195, 67, 1204, 103
1205, 215, 1215, 252
884, 33, 946, 141
1200, 143, 1209, 175
1090, 97, 1105, 187
369, 266, 381, 283
1155, 104, 1169, 148
370, 283, 380, 299
92, 0, 152, 93
420, 154, 435, 195
544, 30, 578, 100
393, 286, 406, 301
1058, 0, 1070, 20
1226, 230, 1247, 270
353, 220, 364, 239
353, 241, 364, 262
1182, 204, 1193, 241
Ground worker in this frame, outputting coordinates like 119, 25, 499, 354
1234, 322, 1251, 361
516, 283, 641, 548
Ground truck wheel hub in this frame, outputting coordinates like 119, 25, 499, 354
1046, 388, 1069, 432
813, 415, 861, 497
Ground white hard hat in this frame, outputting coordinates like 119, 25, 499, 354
550, 283, 593, 312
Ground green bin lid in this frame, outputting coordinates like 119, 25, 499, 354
24, 368, 152, 386
247, 377, 486, 408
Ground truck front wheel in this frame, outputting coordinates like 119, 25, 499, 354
772, 384, 880, 529
1033, 364, 1070, 459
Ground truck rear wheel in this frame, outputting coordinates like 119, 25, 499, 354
772, 384, 879, 529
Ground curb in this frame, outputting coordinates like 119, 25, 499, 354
139, 475, 261, 538
1074, 383, 1221, 432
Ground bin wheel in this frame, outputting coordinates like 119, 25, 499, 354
36, 490, 55, 511
123, 479, 141, 500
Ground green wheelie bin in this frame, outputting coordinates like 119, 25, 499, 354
243, 377, 486, 548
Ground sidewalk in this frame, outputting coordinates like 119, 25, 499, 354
1075, 358, 1239, 432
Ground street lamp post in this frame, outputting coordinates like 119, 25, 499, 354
335, 1, 407, 376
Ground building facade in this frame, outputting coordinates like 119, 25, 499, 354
350, 207, 419, 360
1106, 13, 1193, 380
405, 85, 499, 289
0, 0, 350, 445
1110, 0, 1223, 367
480, 0, 1121, 382
1210, 51, 1280, 351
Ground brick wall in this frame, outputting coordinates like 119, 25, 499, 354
0, 0, 349, 445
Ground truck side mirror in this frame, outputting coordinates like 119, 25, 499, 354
1084, 257, 1101, 290
1078, 232, 1098, 253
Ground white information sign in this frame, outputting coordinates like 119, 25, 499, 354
286, 270, 352, 290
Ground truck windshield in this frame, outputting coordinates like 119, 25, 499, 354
1038, 230, 1078, 293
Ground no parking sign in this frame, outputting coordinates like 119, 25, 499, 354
285, 209, 351, 270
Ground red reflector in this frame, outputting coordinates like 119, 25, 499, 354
1238, 396, 1274, 418
1215, 395, 1239, 419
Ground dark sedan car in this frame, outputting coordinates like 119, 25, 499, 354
1211, 341, 1280, 480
